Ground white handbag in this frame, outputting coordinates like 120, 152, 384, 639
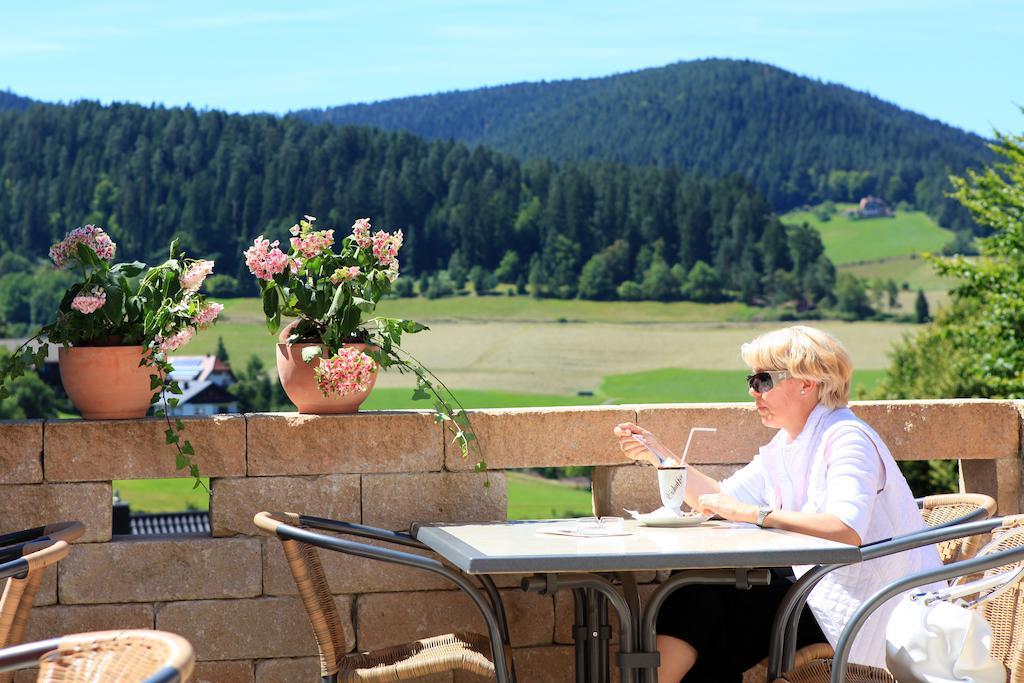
884, 569, 1016, 683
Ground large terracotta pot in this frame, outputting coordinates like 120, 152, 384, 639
276, 333, 379, 414
58, 346, 154, 420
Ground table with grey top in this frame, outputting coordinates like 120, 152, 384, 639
413, 518, 862, 683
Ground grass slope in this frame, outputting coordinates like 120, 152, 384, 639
506, 471, 594, 520
782, 204, 954, 265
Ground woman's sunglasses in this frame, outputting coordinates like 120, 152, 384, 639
746, 370, 790, 393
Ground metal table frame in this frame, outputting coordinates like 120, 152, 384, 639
413, 519, 862, 683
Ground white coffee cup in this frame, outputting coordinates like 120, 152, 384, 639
657, 466, 687, 513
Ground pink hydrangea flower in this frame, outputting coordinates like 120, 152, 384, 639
289, 229, 335, 259
313, 348, 377, 398
243, 236, 290, 280
192, 302, 224, 329
351, 218, 373, 248
372, 229, 403, 266
385, 259, 400, 283
154, 328, 195, 353
329, 266, 362, 285
179, 260, 215, 293
49, 225, 117, 269
70, 287, 106, 315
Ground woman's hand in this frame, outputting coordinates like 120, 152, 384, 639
696, 493, 758, 524
612, 422, 675, 466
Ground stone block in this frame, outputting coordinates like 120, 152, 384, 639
36, 565, 57, 606
23, 603, 154, 642
246, 411, 443, 476
0, 420, 42, 484
356, 588, 552, 651
362, 472, 506, 531
59, 537, 261, 604
254, 658, 320, 683
508, 645, 575, 682
44, 415, 245, 481
192, 660, 254, 683
592, 464, 742, 516
0, 482, 111, 543
635, 404, 773, 465
852, 400, 1019, 461
447, 407, 636, 471
157, 595, 352, 661
262, 537, 450, 596
212, 474, 360, 537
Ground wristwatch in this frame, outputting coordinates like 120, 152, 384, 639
755, 504, 773, 528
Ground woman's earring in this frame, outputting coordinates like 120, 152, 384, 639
800, 389, 806, 395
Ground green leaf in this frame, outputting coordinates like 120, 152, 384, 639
175, 419, 184, 431
181, 440, 195, 456
411, 386, 431, 401
167, 398, 180, 407
263, 287, 279, 321
175, 452, 188, 470
400, 320, 428, 333
351, 296, 375, 312
301, 346, 324, 365
164, 428, 179, 444
112, 261, 147, 277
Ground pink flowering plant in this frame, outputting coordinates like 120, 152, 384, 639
0, 225, 223, 487
246, 215, 483, 472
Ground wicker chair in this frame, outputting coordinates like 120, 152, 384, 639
918, 493, 998, 564
253, 511, 514, 682
0, 521, 85, 683
764, 494, 997, 679
0, 629, 194, 682
772, 514, 1024, 683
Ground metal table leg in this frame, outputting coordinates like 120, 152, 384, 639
572, 588, 588, 683
523, 573, 643, 683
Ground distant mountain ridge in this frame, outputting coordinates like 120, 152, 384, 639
296, 59, 989, 229
0, 90, 34, 112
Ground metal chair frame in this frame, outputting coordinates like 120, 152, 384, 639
827, 539, 1024, 683
766, 513, 1001, 680
256, 512, 516, 682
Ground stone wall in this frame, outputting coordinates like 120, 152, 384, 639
1, 399, 1021, 682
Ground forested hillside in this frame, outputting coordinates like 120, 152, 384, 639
0, 90, 34, 112
0, 100, 841, 326
298, 59, 989, 230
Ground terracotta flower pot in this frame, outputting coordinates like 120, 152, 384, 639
275, 322, 379, 414
276, 341, 379, 414
58, 345, 154, 420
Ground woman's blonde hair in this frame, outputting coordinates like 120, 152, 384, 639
740, 326, 853, 408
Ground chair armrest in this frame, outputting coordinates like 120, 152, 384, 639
0, 636, 62, 675
768, 517, 1002, 680
0, 540, 69, 582
829, 542, 1024, 683
299, 514, 429, 550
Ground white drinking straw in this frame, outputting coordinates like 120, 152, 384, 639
680, 427, 717, 464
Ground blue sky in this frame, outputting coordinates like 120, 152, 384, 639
2, 0, 1021, 136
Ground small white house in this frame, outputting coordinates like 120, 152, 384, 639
157, 355, 239, 416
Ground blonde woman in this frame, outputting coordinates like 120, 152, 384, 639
614, 325, 940, 683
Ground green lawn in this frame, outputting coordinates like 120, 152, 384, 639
782, 204, 954, 265
600, 368, 887, 403
506, 471, 594, 519
114, 478, 210, 513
